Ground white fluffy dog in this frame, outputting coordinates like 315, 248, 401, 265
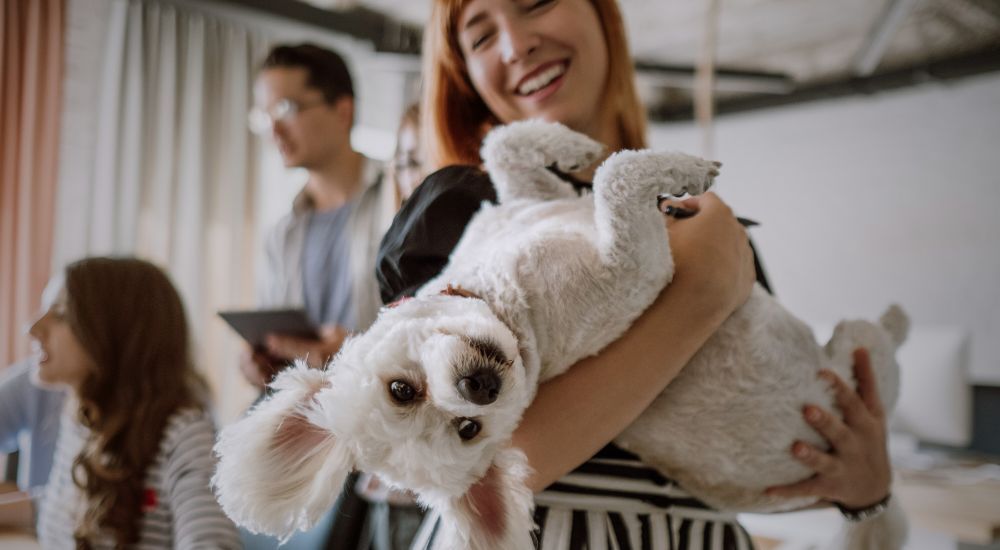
214, 120, 909, 549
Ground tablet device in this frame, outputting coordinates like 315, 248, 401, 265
218, 308, 320, 349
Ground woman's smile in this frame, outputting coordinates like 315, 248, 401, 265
514, 60, 568, 98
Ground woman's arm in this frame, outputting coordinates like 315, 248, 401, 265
0, 361, 34, 452
512, 193, 757, 491
164, 413, 242, 549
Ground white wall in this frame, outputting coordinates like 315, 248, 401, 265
649, 72, 1000, 384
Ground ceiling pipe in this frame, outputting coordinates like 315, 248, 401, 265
694, 0, 722, 158
649, 45, 1000, 122
853, 0, 922, 77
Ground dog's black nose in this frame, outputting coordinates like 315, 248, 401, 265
457, 370, 501, 405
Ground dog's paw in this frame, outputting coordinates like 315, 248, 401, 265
482, 119, 604, 172
661, 153, 720, 196
596, 150, 720, 198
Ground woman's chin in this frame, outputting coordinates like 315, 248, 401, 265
31, 366, 68, 390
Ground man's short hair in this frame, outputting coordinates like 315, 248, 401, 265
261, 43, 354, 104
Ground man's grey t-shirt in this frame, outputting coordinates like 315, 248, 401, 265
301, 199, 359, 331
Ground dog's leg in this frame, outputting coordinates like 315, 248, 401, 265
591, 149, 719, 268
822, 304, 909, 414
480, 120, 605, 203
212, 362, 356, 540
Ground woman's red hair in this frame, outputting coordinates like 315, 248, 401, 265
421, 0, 647, 170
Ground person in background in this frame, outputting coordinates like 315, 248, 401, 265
389, 103, 424, 202
0, 257, 240, 548
0, 360, 63, 489
243, 42, 399, 549
378, 0, 895, 547
0, 277, 66, 527
241, 43, 397, 389
0, 275, 67, 495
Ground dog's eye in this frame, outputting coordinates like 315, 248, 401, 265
389, 380, 416, 403
456, 418, 481, 441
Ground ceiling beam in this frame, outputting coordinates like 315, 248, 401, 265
208, 0, 422, 54
635, 61, 794, 95
649, 46, 1000, 122
960, 0, 1000, 22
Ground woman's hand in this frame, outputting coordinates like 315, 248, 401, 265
265, 324, 350, 368
765, 348, 893, 509
666, 192, 756, 313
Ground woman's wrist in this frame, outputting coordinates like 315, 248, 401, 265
668, 269, 743, 327
836, 492, 892, 522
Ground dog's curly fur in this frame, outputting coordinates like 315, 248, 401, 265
214, 120, 909, 549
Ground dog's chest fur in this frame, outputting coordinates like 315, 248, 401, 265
420, 194, 669, 384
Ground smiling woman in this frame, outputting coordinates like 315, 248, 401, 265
29, 289, 95, 390
20, 257, 242, 549
373, 0, 899, 548
421, 0, 647, 170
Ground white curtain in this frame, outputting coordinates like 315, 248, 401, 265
54, 0, 272, 418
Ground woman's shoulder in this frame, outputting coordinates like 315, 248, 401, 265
406, 164, 496, 213
160, 407, 216, 455
376, 165, 498, 303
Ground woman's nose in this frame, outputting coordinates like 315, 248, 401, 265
271, 120, 287, 139
499, 23, 540, 64
27, 314, 46, 339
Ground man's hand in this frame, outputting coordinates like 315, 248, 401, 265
266, 324, 350, 369
238, 346, 285, 390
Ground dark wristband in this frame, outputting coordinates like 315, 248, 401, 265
836, 493, 891, 522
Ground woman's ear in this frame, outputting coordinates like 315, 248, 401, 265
213, 362, 354, 540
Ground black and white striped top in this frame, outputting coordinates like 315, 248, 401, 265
38, 406, 242, 549
410, 445, 755, 550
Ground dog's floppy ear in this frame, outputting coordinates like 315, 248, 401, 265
213, 362, 355, 540
442, 448, 536, 550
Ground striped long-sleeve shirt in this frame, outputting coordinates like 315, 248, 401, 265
38, 407, 242, 549
410, 445, 756, 550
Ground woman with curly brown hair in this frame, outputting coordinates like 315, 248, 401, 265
19, 257, 240, 548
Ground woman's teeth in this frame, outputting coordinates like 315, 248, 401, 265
517, 63, 566, 96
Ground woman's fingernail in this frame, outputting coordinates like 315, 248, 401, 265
795, 444, 809, 458
806, 406, 821, 422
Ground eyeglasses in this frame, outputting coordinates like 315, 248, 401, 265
247, 98, 325, 135
393, 155, 422, 174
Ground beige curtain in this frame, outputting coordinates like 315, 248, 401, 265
0, 0, 64, 367
53, 0, 272, 418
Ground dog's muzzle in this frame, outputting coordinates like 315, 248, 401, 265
456, 369, 501, 405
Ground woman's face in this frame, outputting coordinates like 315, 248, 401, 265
457, 0, 609, 137
29, 286, 95, 390
393, 121, 424, 200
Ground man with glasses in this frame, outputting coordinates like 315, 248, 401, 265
241, 43, 399, 549
244, 43, 397, 385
